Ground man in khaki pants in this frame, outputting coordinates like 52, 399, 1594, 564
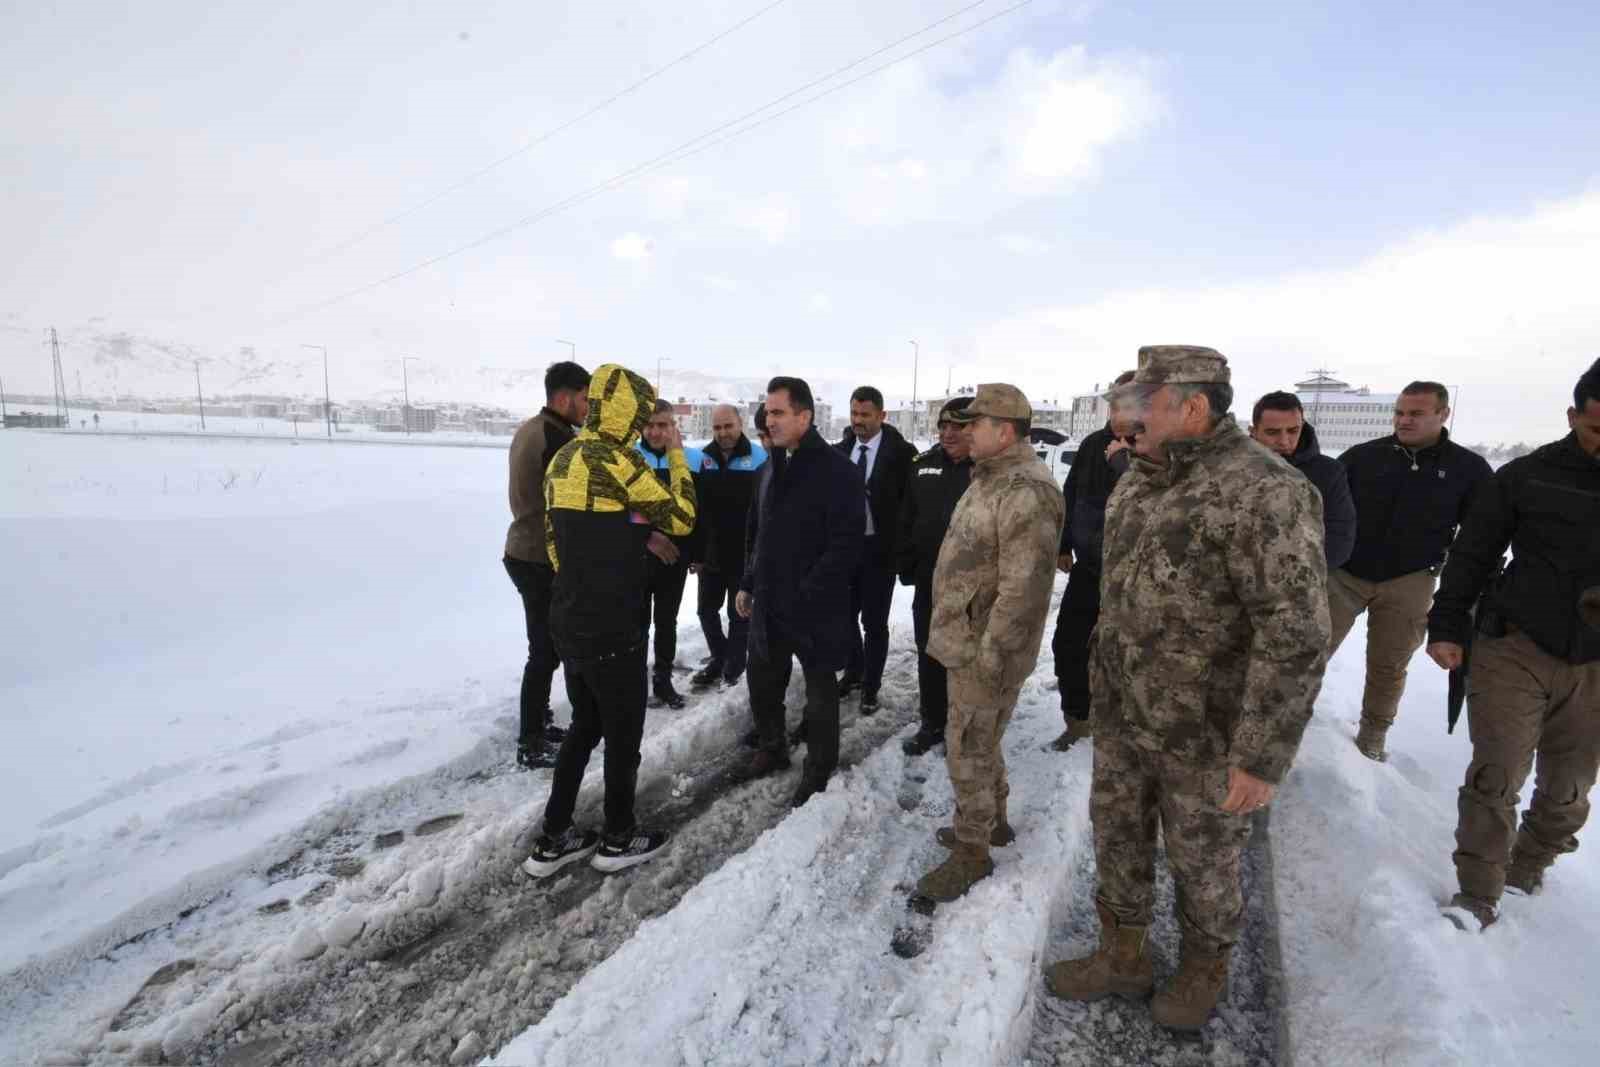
1426, 359, 1600, 930
1331, 382, 1492, 760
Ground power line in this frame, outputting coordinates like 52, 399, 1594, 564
276, 0, 1028, 324
297, 0, 795, 269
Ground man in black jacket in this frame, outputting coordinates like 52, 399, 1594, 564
1049, 370, 1136, 751
896, 397, 974, 755
1425, 360, 1600, 931
503, 361, 589, 768
1249, 392, 1357, 568
739, 376, 865, 807
690, 404, 769, 690
836, 386, 918, 713
1332, 382, 1493, 761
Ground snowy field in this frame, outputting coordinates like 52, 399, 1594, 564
39, 406, 513, 447
1, 426, 1596, 1066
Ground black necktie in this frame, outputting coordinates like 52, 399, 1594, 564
857, 444, 868, 476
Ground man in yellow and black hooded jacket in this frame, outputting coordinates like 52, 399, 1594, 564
523, 364, 697, 877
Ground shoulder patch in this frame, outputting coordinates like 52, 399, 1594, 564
918, 467, 944, 476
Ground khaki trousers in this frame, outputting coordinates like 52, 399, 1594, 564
1327, 568, 1437, 730
945, 669, 1020, 849
1454, 628, 1600, 900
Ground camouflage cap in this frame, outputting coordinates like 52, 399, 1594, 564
1134, 345, 1231, 386
948, 383, 1032, 423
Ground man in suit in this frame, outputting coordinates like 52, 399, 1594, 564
738, 377, 865, 807
836, 385, 918, 713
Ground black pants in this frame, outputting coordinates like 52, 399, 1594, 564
696, 568, 749, 681
1051, 564, 1101, 721
505, 557, 560, 745
542, 643, 648, 839
641, 556, 690, 682
749, 625, 839, 786
911, 579, 948, 734
846, 540, 896, 694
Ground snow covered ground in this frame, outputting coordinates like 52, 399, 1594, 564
1, 426, 1595, 1066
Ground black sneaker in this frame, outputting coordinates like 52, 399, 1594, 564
652, 677, 687, 710
690, 663, 725, 690
741, 747, 792, 780
543, 721, 567, 744
740, 729, 761, 749
591, 828, 671, 873
838, 673, 862, 698
860, 691, 880, 716
788, 719, 809, 748
790, 777, 826, 809
902, 726, 943, 756
521, 826, 600, 878
517, 739, 557, 769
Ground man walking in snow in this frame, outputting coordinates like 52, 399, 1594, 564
1330, 382, 1492, 761
1248, 391, 1357, 570
738, 376, 864, 808
1049, 369, 1137, 753
896, 396, 975, 756
915, 384, 1063, 904
689, 404, 768, 692
521, 365, 697, 877
1045, 346, 1329, 1032
635, 399, 700, 710
504, 360, 590, 769
1428, 358, 1600, 931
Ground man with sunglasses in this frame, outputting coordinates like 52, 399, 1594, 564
896, 396, 976, 756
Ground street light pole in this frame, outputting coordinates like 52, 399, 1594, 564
909, 340, 920, 443
301, 344, 331, 438
400, 356, 421, 435
194, 359, 206, 431
556, 338, 576, 361
656, 355, 671, 396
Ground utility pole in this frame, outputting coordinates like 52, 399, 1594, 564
1, 373, 8, 424
194, 360, 206, 431
656, 355, 671, 396
301, 344, 332, 438
909, 340, 919, 442
556, 338, 576, 362
49, 327, 69, 427
400, 356, 421, 435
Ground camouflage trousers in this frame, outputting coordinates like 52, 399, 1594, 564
945, 669, 1021, 849
1092, 735, 1254, 956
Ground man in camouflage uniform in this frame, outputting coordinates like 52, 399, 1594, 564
1045, 346, 1330, 1031
916, 384, 1065, 903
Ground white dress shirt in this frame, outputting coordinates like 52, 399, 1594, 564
853, 430, 883, 537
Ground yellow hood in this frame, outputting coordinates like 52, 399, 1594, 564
582, 363, 657, 447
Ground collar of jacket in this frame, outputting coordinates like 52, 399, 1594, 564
1386, 426, 1453, 459
710, 434, 753, 464
1552, 432, 1600, 470
1130, 415, 1244, 486
540, 405, 579, 431
839, 422, 907, 450
1291, 421, 1324, 466
974, 439, 1036, 476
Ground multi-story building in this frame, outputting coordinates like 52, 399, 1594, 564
1294, 374, 1397, 456
375, 405, 438, 433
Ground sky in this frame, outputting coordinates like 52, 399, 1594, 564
2, 0, 1598, 443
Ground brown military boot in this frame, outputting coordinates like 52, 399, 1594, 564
936, 800, 1016, 849
1504, 843, 1550, 896
1354, 721, 1389, 762
1043, 901, 1154, 1002
914, 843, 994, 903
1151, 949, 1230, 1031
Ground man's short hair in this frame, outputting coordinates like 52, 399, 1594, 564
850, 385, 884, 410
767, 376, 814, 414
753, 403, 768, 433
1574, 359, 1600, 410
1177, 382, 1234, 424
1252, 390, 1304, 426
1400, 381, 1450, 410
544, 361, 590, 399
651, 398, 673, 416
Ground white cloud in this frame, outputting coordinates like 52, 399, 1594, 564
971, 188, 1600, 444
809, 292, 833, 314
999, 233, 1052, 256
610, 232, 654, 261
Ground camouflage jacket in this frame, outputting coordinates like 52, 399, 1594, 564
926, 441, 1065, 690
1094, 416, 1329, 783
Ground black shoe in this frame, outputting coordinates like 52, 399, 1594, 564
838, 673, 862, 698
521, 826, 599, 878
741, 747, 792, 780
690, 663, 725, 690
790, 777, 826, 809
591, 828, 671, 873
788, 720, 809, 748
860, 691, 880, 716
517, 739, 557, 769
652, 677, 687, 710
902, 726, 943, 756
543, 721, 567, 744
740, 728, 760, 749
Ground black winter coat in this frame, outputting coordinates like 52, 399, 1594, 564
1339, 429, 1493, 582
690, 434, 767, 575
743, 427, 866, 670
1059, 425, 1124, 571
1288, 422, 1357, 570
894, 445, 973, 587
836, 423, 917, 560
1429, 434, 1600, 664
